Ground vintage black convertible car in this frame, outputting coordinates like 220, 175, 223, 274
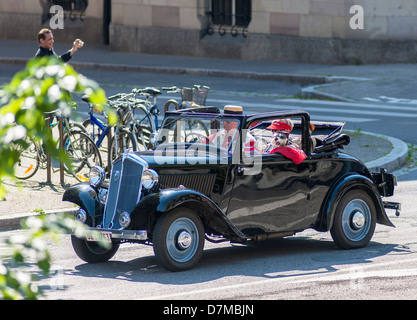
63, 106, 400, 271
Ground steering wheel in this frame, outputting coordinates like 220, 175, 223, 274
185, 132, 212, 144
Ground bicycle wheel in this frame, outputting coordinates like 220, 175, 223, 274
109, 127, 138, 161
133, 123, 153, 151
14, 136, 40, 180
164, 99, 180, 113
69, 121, 87, 134
63, 130, 102, 182
82, 119, 109, 165
132, 104, 155, 133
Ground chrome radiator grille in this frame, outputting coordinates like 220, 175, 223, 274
159, 173, 216, 196
103, 153, 146, 229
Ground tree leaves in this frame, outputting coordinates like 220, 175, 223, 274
0, 56, 112, 299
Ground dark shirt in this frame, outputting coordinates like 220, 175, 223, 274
35, 46, 72, 62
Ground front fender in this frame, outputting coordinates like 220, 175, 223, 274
318, 174, 394, 231
130, 188, 246, 242
62, 183, 103, 226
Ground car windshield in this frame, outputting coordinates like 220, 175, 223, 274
155, 116, 241, 154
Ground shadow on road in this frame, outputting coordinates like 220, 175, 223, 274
68, 235, 407, 287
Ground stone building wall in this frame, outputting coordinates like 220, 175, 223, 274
2, 0, 417, 64
0, 0, 105, 45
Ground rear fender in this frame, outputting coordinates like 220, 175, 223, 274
62, 183, 104, 226
318, 174, 394, 231
130, 188, 246, 242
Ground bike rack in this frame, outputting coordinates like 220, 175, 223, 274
45, 116, 65, 184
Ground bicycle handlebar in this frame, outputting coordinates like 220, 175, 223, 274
161, 86, 179, 93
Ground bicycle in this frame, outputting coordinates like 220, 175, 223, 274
14, 113, 102, 182
81, 94, 138, 166
105, 88, 163, 151
163, 85, 210, 113
130, 87, 162, 132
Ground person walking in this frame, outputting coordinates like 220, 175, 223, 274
35, 28, 83, 62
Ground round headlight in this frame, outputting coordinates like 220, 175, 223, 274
89, 165, 105, 187
75, 208, 87, 224
142, 169, 158, 190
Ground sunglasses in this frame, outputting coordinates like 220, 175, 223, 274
272, 130, 290, 138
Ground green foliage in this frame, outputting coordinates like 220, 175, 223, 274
0, 56, 116, 197
0, 56, 114, 299
0, 213, 110, 300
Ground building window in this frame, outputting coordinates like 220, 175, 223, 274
45, 0, 88, 21
207, 0, 251, 37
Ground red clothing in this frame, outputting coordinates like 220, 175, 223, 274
269, 146, 306, 164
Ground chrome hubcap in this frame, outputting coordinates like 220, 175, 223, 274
166, 217, 199, 263
177, 231, 192, 250
351, 211, 365, 229
342, 199, 371, 241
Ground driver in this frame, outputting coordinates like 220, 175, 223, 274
202, 105, 258, 155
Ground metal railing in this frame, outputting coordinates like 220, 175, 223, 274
206, 0, 251, 37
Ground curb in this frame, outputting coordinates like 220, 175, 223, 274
360, 131, 408, 172
0, 57, 359, 86
301, 83, 356, 102
300, 77, 371, 102
0, 207, 77, 231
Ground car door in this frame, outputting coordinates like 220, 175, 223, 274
227, 154, 310, 235
226, 113, 312, 235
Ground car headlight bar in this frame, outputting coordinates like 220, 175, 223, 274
142, 169, 158, 190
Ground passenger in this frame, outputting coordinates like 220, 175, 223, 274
266, 119, 306, 164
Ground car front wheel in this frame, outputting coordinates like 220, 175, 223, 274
330, 190, 376, 249
71, 235, 120, 263
153, 208, 205, 272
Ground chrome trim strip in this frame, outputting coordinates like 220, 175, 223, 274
89, 228, 148, 241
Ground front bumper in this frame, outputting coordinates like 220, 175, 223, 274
90, 228, 148, 241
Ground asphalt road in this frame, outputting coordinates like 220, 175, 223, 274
0, 176, 415, 300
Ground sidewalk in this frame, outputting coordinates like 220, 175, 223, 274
0, 39, 411, 229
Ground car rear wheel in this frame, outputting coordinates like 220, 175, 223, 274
71, 235, 120, 263
330, 190, 376, 249
153, 208, 205, 272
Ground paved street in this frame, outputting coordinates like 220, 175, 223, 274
0, 179, 415, 300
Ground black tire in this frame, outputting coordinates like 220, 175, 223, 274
330, 190, 376, 249
14, 136, 40, 179
133, 124, 153, 151
69, 121, 87, 134
131, 105, 155, 133
63, 131, 103, 181
153, 208, 205, 272
82, 119, 110, 166
164, 99, 180, 113
71, 235, 119, 263
109, 128, 138, 161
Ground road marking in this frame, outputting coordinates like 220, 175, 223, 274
207, 99, 377, 123
242, 102, 417, 118
142, 257, 417, 300
278, 98, 417, 112
208, 97, 417, 123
